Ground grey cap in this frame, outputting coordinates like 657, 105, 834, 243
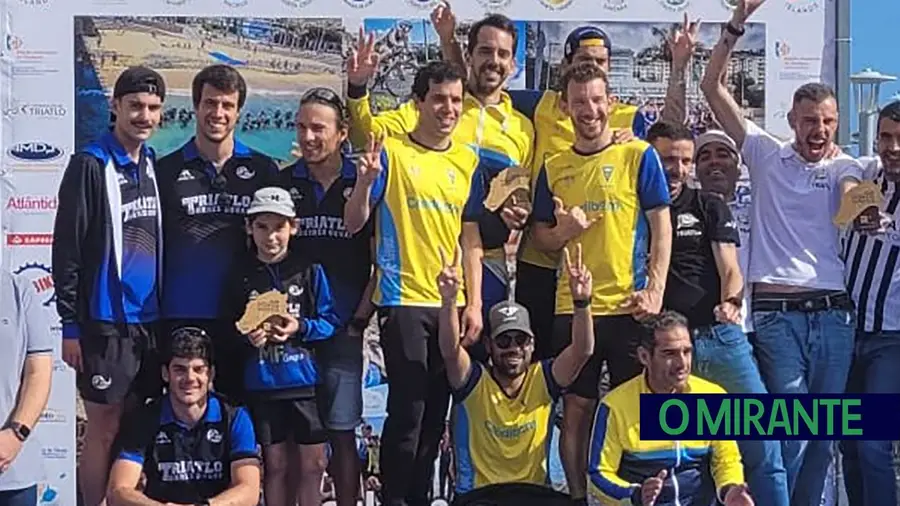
694, 130, 742, 165
247, 187, 295, 217
489, 301, 534, 340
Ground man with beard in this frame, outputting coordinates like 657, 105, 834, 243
276, 88, 376, 506
53, 66, 166, 506
347, 13, 533, 343
587, 311, 753, 506
531, 62, 672, 505
343, 61, 486, 506
648, 121, 790, 506
701, 1, 864, 503
156, 64, 278, 401
107, 327, 261, 506
840, 100, 900, 506
435, 244, 593, 497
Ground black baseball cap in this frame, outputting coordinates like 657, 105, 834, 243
563, 26, 612, 63
113, 66, 166, 101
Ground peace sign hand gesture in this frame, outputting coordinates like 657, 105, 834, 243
357, 133, 384, 187
437, 247, 462, 302
348, 27, 380, 86
564, 243, 592, 303
668, 12, 700, 67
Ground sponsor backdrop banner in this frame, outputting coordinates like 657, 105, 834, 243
0, 0, 832, 504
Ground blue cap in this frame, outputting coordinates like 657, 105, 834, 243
564, 26, 612, 62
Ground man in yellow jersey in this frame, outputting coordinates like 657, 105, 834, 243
345, 13, 534, 345
531, 63, 673, 505
435, 244, 593, 500
588, 311, 753, 506
343, 61, 485, 506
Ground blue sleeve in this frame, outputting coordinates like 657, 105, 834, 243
636, 147, 671, 210
369, 149, 389, 207
451, 362, 483, 403
462, 162, 486, 222
540, 360, 562, 401
303, 264, 338, 342
507, 89, 543, 122
531, 166, 556, 224
632, 110, 650, 140
228, 407, 259, 461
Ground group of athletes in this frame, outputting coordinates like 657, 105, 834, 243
39, 0, 900, 505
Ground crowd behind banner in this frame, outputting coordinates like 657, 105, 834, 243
1, 0, 877, 506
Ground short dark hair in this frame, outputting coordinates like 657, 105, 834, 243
791, 82, 835, 106
647, 120, 694, 144
411, 61, 464, 101
638, 311, 690, 352
192, 64, 247, 109
466, 14, 518, 56
559, 62, 609, 100
878, 100, 900, 128
165, 327, 214, 367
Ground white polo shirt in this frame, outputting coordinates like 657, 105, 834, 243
742, 120, 863, 291
0, 271, 53, 491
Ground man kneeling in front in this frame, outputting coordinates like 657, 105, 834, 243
107, 327, 261, 506
587, 311, 753, 506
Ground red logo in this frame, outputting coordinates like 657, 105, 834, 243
6, 195, 57, 212
6, 233, 53, 246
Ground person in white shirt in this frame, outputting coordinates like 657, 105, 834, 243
700, 1, 866, 505
840, 100, 900, 506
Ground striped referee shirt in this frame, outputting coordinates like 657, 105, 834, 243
843, 158, 900, 332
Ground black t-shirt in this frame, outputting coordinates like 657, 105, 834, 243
663, 188, 740, 327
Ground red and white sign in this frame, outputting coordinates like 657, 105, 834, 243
6, 233, 53, 246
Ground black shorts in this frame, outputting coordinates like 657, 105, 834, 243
249, 397, 327, 446
514, 261, 557, 361
77, 321, 162, 405
552, 314, 643, 399
158, 318, 244, 402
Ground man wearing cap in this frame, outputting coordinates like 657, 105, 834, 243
156, 64, 278, 401
435, 243, 594, 498
701, 1, 864, 503
649, 121, 790, 506
53, 65, 166, 506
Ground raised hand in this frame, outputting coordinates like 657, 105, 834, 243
553, 197, 597, 241
564, 243, 593, 303
734, 0, 765, 23
668, 12, 700, 67
723, 484, 754, 506
641, 470, 667, 506
357, 133, 384, 187
348, 27, 380, 86
430, 1, 457, 42
437, 247, 462, 302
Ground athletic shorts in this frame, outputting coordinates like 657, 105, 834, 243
514, 261, 557, 361
77, 321, 162, 405
249, 397, 327, 446
158, 318, 244, 402
551, 314, 643, 399
318, 329, 364, 432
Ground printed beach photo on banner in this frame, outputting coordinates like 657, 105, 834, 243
524, 20, 766, 134
73, 16, 345, 163
358, 17, 527, 111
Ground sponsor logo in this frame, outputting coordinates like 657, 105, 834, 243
774, 40, 791, 58
4, 35, 24, 52
6, 233, 53, 246
659, 0, 690, 10
164, 0, 189, 4
18, 0, 50, 5
14, 263, 55, 307
7, 141, 63, 162
343, 0, 373, 6
207, 428, 223, 443
3, 102, 67, 119
40, 409, 67, 424
224, 0, 247, 4
6, 195, 58, 213
478, 0, 511, 9
405, 0, 440, 8
38, 483, 59, 505
41, 447, 69, 459
235, 166, 255, 179
282, 0, 313, 6
538, 0, 573, 9
603, 0, 627, 10
91, 375, 112, 390
785, 0, 819, 12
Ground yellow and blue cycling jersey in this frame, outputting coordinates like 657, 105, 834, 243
452, 361, 561, 494
368, 134, 484, 307
532, 141, 669, 315
508, 89, 651, 270
588, 374, 744, 506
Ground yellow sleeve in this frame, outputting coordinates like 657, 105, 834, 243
587, 402, 638, 504
346, 93, 418, 150
710, 439, 745, 496
522, 123, 535, 173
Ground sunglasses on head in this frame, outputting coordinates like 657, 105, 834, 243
300, 87, 347, 120
493, 332, 533, 349
170, 326, 209, 341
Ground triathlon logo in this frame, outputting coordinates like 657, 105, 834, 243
224, 0, 248, 5
659, 0, 690, 11
343, 0, 374, 7
405, 0, 440, 9
538, 0, 574, 10
14, 262, 56, 307
603, 0, 628, 10
785, 0, 819, 12
478, 0, 511, 10
164, 0, 189, 4
282, 0, 313, 7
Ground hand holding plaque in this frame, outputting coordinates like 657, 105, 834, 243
236, 290, 290, 336
833, 181, 890, 232
484, 166, 532, 230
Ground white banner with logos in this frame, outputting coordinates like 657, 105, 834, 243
0, 0, 833, 503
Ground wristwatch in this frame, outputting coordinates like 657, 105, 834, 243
6, 422, 31, 442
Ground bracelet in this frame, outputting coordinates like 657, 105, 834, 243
725, 22, 745, 37
573, 298, 591, 309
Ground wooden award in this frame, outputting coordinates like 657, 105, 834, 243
236, 290, 289, 335
833, 181, 884, 229
484, 166, 531, 212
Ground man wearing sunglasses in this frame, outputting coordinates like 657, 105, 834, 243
275, 87, 376, 506
156, 64, 278, 401
435, 244, 594, 499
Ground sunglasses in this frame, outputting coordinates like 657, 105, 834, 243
493, 332, 533, 349
170, 326, 209, 341
300, 87, 347, 121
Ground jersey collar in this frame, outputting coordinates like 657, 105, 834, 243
182, 136, 252, 162
100, 131, 152, 169
291, 155, 356, 181
463, 90, 513, 123
160, 393, 223, 427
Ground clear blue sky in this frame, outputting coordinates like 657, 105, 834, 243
852, 0, 900, 102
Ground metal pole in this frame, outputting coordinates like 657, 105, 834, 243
835, 0, 852, 148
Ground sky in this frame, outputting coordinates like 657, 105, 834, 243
852, 0, 900, 103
